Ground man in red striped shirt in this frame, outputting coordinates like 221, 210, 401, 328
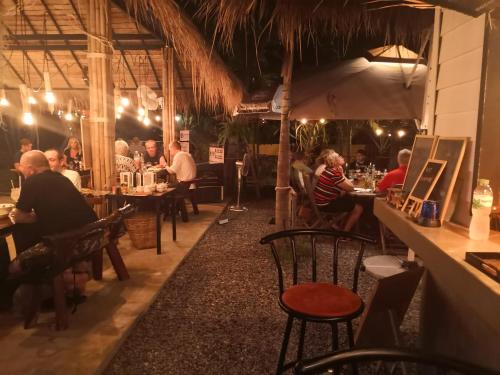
313, 150, 363, 232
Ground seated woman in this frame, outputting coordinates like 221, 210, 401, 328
63, 137, 83, 171
115, 139, 137, 173
313, 150, 363, 232
312, 148, 333, 187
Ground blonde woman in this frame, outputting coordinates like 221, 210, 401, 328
63, 137, 83, 170
313, 150, 363, 232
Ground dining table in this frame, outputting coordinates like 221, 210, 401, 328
105, 188, 177, 255
0, 217, 15, 238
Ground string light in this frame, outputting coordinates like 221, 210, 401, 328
137, 115, 144, 122
64, 112, 74, 121
116, 113, 122, 120
28, 92, 37, 105
22, 112, 34, 126
0, 89, 9, 107
397, 130, 406, 138
319, 118, 326, 124
120, 97, 130, 107
143, 117, 151, 126
44, 91, 56, 104
155, 115, 161, 122
117, 105, 124, 114
138, 107, 145, 116
375, 128, 383, 136
300, 118, 308, 125
175, 114, 181, 122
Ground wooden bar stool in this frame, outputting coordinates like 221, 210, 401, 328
260, 229, 376, 374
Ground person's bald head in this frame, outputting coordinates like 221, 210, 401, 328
19, 150, 49, 178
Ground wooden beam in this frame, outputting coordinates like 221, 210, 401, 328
174, 56, 187, 90
8, 33, 160, 41
0, 51, 26, 84
39, 0, 88, 84
13, 1, 73, 88
6, 43, 165, 51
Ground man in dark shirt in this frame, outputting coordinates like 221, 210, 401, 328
143, 139, 167, 167
10, 150, 97, 252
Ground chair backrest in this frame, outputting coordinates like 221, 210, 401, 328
295, 348, 498, 375
300, 171, 325, 223
260, 229, 376, 295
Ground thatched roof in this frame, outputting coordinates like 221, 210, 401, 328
0, 0, 244, 112
195, 0, 434, 54
368, 1, 499, 16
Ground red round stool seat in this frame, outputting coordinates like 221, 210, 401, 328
281, 282, 362, 318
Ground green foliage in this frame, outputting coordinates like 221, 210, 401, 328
294, 121, 328, 157
218, 116, 252, 146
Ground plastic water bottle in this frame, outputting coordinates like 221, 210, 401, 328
469, 179, 493, 240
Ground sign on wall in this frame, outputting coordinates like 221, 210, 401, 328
209, 146, 224, 164
180, 130, 190, 142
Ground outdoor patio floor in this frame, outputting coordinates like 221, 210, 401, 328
0, 201, 226, 375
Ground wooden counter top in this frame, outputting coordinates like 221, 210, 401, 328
374, 198, 500, 334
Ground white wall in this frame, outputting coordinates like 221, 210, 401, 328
431, 9, 485, 225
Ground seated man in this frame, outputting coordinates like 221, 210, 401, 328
314, 150, 363, 232
376, 148, 411, 194
165, 141, 196, 183
144, 139, 167, 167
13, 138, 32, 173
45, 149, 82, 190
9, 151, 97, 295
351, 149, 369, 171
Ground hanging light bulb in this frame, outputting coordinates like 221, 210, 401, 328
397, 129, 406, 138
138, 107, 145, 116
0, 89, 9, 107
175, 114, 181, 122
375, 128, 383, 136
23, 112, 34, 126
143, 117, 151, 126
28, 89, 37, 105
300, 118, 308, 125
319, 118, 326, 124
44, 91, 56, 104
64, 112, 74, 121
155, 115, 161, 122
120, 96, 130, 107
117, 105, 124, 114
116, 113, 122, 120
137, 115, 144, 122
64, 99, 73, 121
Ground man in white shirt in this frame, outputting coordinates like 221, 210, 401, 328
44, 149, 82, 190
166, 141, 196, 182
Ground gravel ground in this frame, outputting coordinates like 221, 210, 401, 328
105, 200, 420, 375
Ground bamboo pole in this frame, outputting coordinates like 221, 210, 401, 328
275, 48, 294, 229
87, 0, 115, 190
162, 47, 175, 164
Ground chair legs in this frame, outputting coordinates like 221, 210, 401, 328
277, 315, 294, 374
297, 320, 307, 361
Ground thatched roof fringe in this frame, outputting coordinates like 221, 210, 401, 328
195, 0, 433, 56
124, 0, 244, 113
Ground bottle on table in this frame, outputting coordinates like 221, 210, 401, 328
469, 179, 493, 240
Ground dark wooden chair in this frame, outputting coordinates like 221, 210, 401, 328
294, 347, 498, 375
170, 179, 200, 223
260, 229, 376, 374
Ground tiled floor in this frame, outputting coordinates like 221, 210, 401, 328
0, 202, 226, 375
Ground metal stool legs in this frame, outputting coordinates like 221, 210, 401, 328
277, 315, 294, 374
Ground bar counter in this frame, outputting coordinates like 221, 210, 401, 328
374, 198, 500, 370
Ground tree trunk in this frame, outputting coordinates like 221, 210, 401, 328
275, 49, 293, 229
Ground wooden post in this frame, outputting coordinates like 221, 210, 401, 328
162, 47, 175, 164
87, 0, 115, 190
275, 48, 294, 229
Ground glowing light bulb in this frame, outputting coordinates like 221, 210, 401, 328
23, 112, 34, 125
117, 105, 124, 114
155, 115, 161, 122
120, 97, 130, 107
388, 133, 392, 137
116, 113, 122, 120
28, 96, 37, 105
64, 112, 74, 121
137, 115, 144, 122
0, 98, 8, 107
319, 118, 326, 124
138, 107, 145, 116
397, 130, 406, 138
300, 118, 307, 125
143, 117, 151, 126
175, 114, 181, 122
375, 128, 383, 136
44, 91, 56, 104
